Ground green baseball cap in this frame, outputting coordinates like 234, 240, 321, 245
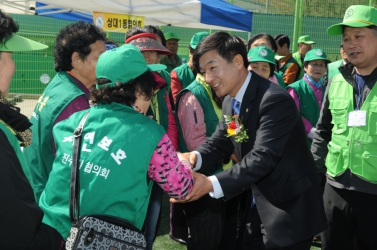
297, 35, 315, 44
96, 44, 166, 89
304, 49, 331, 63
190, 32, 209, 49
247, 46, 276, 65
164, 32, 180, 41
327, 5, 377, 36
0, 33, 48, 52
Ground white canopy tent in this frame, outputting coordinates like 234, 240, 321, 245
34, 0, 252, 32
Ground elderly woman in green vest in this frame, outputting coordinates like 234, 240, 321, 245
39, 44, 194, 242
287, 49, 330, 146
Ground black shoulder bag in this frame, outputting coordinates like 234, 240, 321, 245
65, 111, 147, 250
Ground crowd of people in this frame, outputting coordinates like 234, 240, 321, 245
1, 3, 377, 250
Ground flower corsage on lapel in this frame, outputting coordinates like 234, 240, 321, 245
224, 115, 249, 143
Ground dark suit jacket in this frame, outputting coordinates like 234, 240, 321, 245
196, 72, 327, 248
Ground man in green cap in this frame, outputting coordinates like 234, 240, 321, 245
160, 31, 182, 73
311, 5, 377, 249
292, 35, 315, 79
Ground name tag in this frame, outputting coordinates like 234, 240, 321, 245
347, 110, 366, 127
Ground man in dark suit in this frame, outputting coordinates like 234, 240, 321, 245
172, 32, 327, 249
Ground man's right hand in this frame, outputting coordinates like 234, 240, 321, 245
170, 169, 213, 203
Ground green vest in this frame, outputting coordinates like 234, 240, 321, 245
176, 74, 223, 176
287, 79, 325, 146
292, 51, 304, 79
174, 63, 195, 90
274, 71, 287, 89
23, 72, 88, 202
158, 69, 171, 91
279, 55, 301, 83
327, 60, 343, 85
326, 74, 377, 183
40, 103, 165, 238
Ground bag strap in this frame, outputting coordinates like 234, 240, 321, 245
69, 111, 90, 223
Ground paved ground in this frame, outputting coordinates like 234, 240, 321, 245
16, 99, 39, 119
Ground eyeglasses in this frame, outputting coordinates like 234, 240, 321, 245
142, 51, 158, 56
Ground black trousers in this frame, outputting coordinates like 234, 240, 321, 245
242, 205, 312, 250
169, 203, 188, 240
321, 182, 377, 250
183, 194, 225, 250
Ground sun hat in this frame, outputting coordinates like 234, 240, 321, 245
304, 49, 331, 63
125, 33, 171, 55
247, 46, 276, 65
190, 32, 209, 49
0, 33, 48, 52
164, 32, 180, 41
297, 35, 315, 44
95, 44, 167, 89
327, 5, 377, 36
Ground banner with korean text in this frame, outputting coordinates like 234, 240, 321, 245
93, 11, 144, 33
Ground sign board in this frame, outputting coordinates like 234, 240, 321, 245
93, 11, 144, 33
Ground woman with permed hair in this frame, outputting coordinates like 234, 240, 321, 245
23, 21, 107, 203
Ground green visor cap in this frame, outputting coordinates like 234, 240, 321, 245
304, 49, 331, 63
297, 35, 315, 44
327, 5, 377, 36
190, 32, 209, 49
96, 44, 166, 89
247, 46, 276, 65
0, 33, 48, 52
164, 32, 180, 41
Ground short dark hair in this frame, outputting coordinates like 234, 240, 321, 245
144, 25, 166, 47
92, 70, 156, 105
125, 27, 148, 40
193, 31, 248, 73
248, 33, 278, 52
0, 9, 19, 48
104, 37, 119, 47
274, 34, 290, 49
54, 21, 105, 72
